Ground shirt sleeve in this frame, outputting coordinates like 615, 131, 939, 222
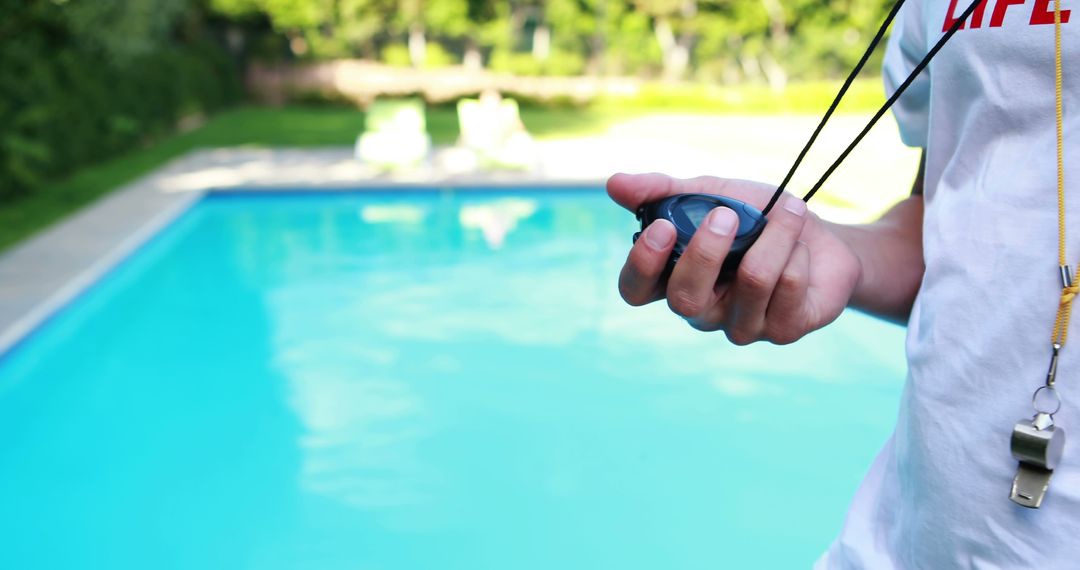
883, 0, 931, 149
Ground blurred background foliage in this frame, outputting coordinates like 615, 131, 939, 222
1, 0, 241, 202
210, 0, 892, 82
1, 0, 893, 228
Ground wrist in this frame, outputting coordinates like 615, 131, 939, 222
838, 223, 871, 309
823, 208, 923, 323
815, 218, 881, 317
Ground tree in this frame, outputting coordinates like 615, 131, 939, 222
634, 0, 698, 80
59, 0, 192, 62
210, 0, 397, 58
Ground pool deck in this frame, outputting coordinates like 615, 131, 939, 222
0, 147, 586, 355
0, 114, 919, 355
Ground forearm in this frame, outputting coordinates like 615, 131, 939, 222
826, 195, 925, 323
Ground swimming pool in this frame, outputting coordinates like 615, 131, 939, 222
0, 189, 905, 569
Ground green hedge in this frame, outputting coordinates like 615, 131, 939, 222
0, 9, 241, 201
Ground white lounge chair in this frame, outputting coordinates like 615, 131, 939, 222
356, 98, 431, 170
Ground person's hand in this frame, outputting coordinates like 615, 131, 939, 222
608, 172, 863, 345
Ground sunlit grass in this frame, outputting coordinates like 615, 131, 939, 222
598, 79, 885, 114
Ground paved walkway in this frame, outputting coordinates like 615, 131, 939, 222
0, 114, 920, 355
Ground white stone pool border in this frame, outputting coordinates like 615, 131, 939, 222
0, 147, 603, 356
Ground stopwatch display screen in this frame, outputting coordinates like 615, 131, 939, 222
681, 199, 712, 229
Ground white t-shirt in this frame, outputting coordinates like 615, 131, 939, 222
817, 1, 1080, 568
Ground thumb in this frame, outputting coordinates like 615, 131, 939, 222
607, 172, 681, 211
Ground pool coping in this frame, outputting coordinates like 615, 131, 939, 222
0, 147, 605, 357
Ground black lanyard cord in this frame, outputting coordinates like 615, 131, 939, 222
761, 0, 986, 215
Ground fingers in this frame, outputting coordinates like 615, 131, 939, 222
665, 207, 738, 322
607, 172, 681, 212
764, 241, 811, 344
725, 196, 809, 345
618, 219, 676, 306
610, 173, 821, 345
606, 172, 775, 212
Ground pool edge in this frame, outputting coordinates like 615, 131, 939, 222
0, 146, 611, 359
0, 191, 204, 358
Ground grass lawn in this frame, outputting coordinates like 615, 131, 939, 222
0, 79, 888, 252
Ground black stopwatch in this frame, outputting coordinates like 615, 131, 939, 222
632, 194, 768, 279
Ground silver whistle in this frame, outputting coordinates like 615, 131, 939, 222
1009, 412, 1065, 508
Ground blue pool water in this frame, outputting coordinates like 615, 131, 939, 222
0, 190, 906, 569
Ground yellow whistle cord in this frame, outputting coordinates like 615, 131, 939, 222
1052, 0, 1078, 349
